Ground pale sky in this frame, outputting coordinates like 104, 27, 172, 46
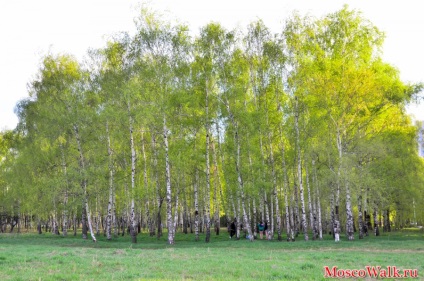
1, 0, 423, 131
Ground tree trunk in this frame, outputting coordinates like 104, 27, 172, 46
211, 139, 221, 236
289, 195, 296, 241
141, 130, 154, 237
52, 205, 59, 235
106, 121, 114, 240
152, 134, 163, 239
60, 145, 68, 237
234, 126, 253, 241
215, 122, 230, 233
312, 160, 323, 240
73, 124, 96, 242
280, 134, 292, 242
294, 97, 308, 241
204, 86, 211, 243
129, 114, 137, 244
173, 189, 179, 235
345, 181, 355, 240
37, 217, 42, 234
358, 193, 364, 239
84, 194, 97, 242
252, 198, 257, 238
306, 165, 314, 238
194, 167, 200, 241
373, 205, 379, 236
73, 212, 77, 236
385, 208, 391, 232
163, 116, 174, 245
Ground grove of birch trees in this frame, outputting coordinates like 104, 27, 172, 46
1, 6, 423, 244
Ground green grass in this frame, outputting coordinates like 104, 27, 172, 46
0, 229, 423, 280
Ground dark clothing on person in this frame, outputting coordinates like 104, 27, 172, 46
229, 222, 236, 238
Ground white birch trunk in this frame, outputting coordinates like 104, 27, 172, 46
236, 191, 241, 239
52, 205, 59, 235
129, 113, 137, 243
194, 164, 200, 241
106, 121, 113, 240
173, 190, 179, 234
60, 145, 68, 237
280, 136, 291, 241
345, 181, 354, 240
152, 134, 163, 239
234, 128, 253, 241
312, 159, 323, 240
141, 131, 154, 236
85, 194, 97, 242
289, 195, 296, 241
269, 139, 281, 241
212, 139, 222, 234
73, 124, 96, 242
252, 198, 257, 238
205, 85, 211, 242
294, 97, 308, 241
264, 191, 270, 235
163, 116, 174, 244
306, 165, 313, 233
334, 128, 342, 240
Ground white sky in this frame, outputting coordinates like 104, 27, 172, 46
1, 0, 423, 131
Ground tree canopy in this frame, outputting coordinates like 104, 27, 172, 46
1, 6, 423, 242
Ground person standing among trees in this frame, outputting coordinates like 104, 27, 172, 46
229, 220, 236, 239
258, 221, 265, 239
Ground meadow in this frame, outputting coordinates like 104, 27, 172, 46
0, 229, 423, 280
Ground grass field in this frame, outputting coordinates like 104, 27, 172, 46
0, 229, 423, 280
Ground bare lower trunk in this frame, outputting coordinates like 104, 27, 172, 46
212, 138, 224, 235
306, 165, 314, 236
280, 136, 291, 241
236, 193, 241, 239
373, 205, 379, 236
85, 194, 97, 242
52, 210, 59, 235
345, 181, 354, 241
128, 113, 137, 244
73, 124, 96, 242
312, 160, 323, 240
73, 212, 77, 236
293, 183, 300, 236
385, 208, 391, 232
294, 97, 308, 241
264, 191, 270, 235
205, 130, 211, 243
37, 217, 42, 234
358, 194, 364, 239
205, 86, 211, 242
269, 140, 280, 241
284, 192, 291, 241
106, 121, 113, 240
60, 145, 68, 237
289, 196, 296, 241
164, 117, 174, 245
234, 127, 253, 241
173, 190, 179, 234
252, 198, 257, 238
194, 168, 200, 241
152, 134, 163, 239
141, 131, 153, 236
